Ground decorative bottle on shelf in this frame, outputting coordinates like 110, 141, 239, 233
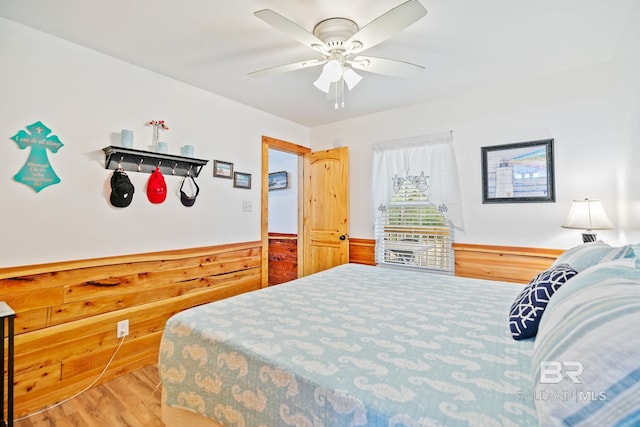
152, 126, 159, 151
148, 120, 169, 152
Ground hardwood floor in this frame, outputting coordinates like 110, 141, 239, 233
14, 364, 164, 427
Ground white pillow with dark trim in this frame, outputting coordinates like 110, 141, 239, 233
509, 263, 578, 340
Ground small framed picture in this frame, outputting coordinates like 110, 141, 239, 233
268, 171, 289, 191
481, 139, 555, 203
213, 160, 233, 178
233, 172, 252, 189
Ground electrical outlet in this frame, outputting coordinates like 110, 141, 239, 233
117, 319, 129, 338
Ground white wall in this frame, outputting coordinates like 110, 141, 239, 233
0, 18, 309, 268
268, 150, 298, 234
310, 58, 638, 249
612, 0, 640, 245
3, 8, 638, 269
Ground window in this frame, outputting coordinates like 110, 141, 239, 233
375, 179, 454, 273
372, 132, 463, 274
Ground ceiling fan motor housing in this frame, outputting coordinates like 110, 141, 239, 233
313, 18, 359, 51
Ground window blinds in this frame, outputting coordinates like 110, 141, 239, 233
375, 180, 454, 273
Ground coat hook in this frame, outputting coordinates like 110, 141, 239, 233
117, 156, 124, 170
137, 158, 144, 172
172, 163, 178, 175
187, 165, 193, 177
157, 160, 162, 168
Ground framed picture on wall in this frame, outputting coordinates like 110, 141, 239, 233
481, 139, 555, 203
233, 172, 251, 189
213, 160, 233, 178
268, 171, 288, 191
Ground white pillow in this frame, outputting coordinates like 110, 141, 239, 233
553, 241, 634, 272
531, 258, 640, 426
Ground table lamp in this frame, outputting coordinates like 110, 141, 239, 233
562, 198, 614, 243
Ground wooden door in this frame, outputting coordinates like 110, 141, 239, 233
303, 147, 349, 275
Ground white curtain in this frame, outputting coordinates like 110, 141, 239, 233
372, 131, 464, 230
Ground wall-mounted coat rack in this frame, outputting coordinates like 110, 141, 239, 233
103, 146, 208, 177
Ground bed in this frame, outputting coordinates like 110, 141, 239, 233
158, 241, 640, 427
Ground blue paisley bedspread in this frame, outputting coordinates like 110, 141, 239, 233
159, 263, 538, 426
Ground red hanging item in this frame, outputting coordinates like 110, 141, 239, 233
147, 167, 167, 204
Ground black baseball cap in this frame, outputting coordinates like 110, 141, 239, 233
110, 170, 135, 208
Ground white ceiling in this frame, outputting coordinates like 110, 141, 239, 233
0, 0, 634, 127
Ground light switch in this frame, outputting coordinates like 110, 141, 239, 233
242, 200, 252, 212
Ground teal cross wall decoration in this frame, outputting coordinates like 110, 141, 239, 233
11, 121, 64, 192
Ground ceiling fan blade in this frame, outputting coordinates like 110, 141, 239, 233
254, 9, 328, 53
349, 56, 424, 78
248, 59, 326, 78
345, 0, 427, 52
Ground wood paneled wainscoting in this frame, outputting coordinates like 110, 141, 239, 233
348, 238, 376, 266
268, 233, 298, 285
453, 243, 564, 283
348, 239, 563, 284
0, 242, 261, 418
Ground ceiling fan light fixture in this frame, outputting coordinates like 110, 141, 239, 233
313, 74, 332, 93
323, 59, 343, 82
314, 59, 344, 93
343, 67, 362, 90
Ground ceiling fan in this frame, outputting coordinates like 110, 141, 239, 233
249, 0, 428, 109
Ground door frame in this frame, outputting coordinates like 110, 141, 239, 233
261, 136, 311, 287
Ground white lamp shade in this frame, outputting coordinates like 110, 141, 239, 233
322, 60, 342, 82
313, 59, 343, 93
343, 68, 362, 90
562, 199, 614, 230
312, 59, 362, 108
313, 74, 332, 92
